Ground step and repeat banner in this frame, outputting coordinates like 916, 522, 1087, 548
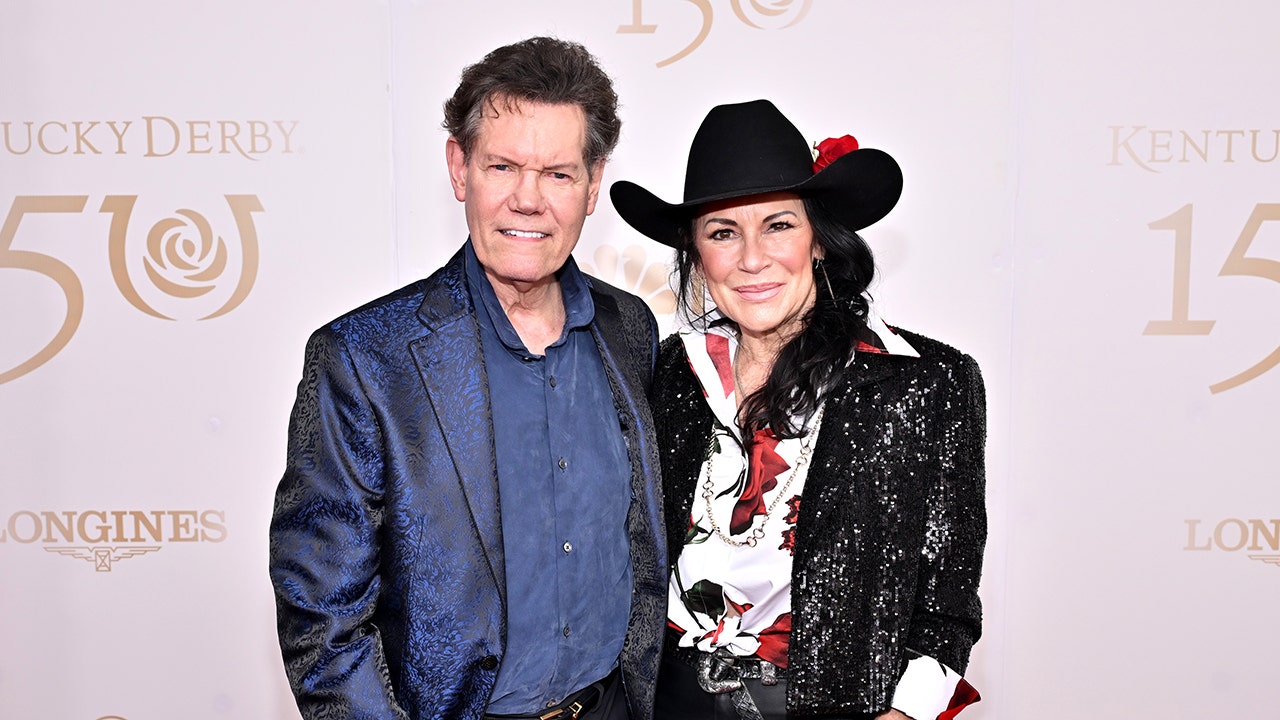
1, 1, 1275, 719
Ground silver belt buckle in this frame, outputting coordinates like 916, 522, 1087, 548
696, 650, 744, 694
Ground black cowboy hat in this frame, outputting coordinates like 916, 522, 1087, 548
610, 99, 902, 248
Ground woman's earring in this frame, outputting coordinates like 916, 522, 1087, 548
692, 267, 710, 316
816, 259, 835, 299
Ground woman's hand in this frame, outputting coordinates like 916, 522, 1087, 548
875, 710, 914, 720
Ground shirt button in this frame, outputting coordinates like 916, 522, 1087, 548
563, 625, 571, 637
480, 655, 499, 671
549, 376, 557, 388
558, 457, 568, 470
563, 541, 572, 553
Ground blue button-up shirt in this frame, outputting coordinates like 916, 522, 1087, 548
465, 242, 633, 713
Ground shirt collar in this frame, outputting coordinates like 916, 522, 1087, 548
678, 304, 919, 428
463, 239, 596, 354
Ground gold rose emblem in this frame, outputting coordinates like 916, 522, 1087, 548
731, 0, 812, 29
581, 244, 677, 315
142, 209, 226, 299
102, 195, 262, 320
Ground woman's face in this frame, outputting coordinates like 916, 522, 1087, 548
693, 192, 822, 347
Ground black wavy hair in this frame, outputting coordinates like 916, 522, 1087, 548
673, 196, 877, 438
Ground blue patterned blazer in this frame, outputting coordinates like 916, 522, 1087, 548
269, 249, 667, 720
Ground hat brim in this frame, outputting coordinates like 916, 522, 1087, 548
610, 148, 902, 249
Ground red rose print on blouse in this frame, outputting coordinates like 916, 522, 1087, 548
731, 430, 789, 535
754, 611, 792, 668
778, 495, 801, 555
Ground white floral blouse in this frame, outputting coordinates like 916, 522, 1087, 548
667, 314, 979, 720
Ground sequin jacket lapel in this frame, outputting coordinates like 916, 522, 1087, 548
653, 329, 986, 716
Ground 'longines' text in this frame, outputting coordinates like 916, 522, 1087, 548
1, 509, 228, 543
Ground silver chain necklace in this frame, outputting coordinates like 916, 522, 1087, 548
700, 404, 825, 548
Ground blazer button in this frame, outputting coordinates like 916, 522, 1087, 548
480, 655, 499, 671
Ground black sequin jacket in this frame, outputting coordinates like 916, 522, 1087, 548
654, 328, 987, 717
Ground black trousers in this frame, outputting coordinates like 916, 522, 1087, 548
586, 669, 629, 720
654, 653, 868, 720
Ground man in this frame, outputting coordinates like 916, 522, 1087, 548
269, 37, 665, 720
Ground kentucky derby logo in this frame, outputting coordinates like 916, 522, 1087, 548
580, 243, 678, 315
0, 194, 262, 384
618, 0, 813, 67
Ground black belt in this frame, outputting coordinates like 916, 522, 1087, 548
667, 643, 788, 682
484, 667, 617, 720
664, 630, 787, 720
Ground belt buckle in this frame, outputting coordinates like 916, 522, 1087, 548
538, 700, 584, 720
696, 650, 744, 694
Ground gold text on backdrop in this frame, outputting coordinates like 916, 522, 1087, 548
1184, 519, 1280, 568
618, 0, 812, 67
1, 118, 300, 159
1143, 203, 1280, 393
1109, 126, 1280, 172
1, 509, 228, 572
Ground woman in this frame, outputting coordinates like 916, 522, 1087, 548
610, 100, 986, 720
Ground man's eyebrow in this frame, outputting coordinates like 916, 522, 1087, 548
542, 161, 583, 173
478, 154, 582, 173
478, 152, 518, 166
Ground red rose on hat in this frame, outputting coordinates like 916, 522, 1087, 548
812, 134, 859, 173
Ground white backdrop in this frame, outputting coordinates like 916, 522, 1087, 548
1, 2, 1275, 719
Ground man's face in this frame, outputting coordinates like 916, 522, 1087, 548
446, 100, 604, 292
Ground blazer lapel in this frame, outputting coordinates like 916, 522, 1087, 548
842, 350, 901, 392
588, 286, 667, 589
589, 286, 653, 496
588, 290, 642, 420
408, 253, 506, 602
803, 352, 905, 517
